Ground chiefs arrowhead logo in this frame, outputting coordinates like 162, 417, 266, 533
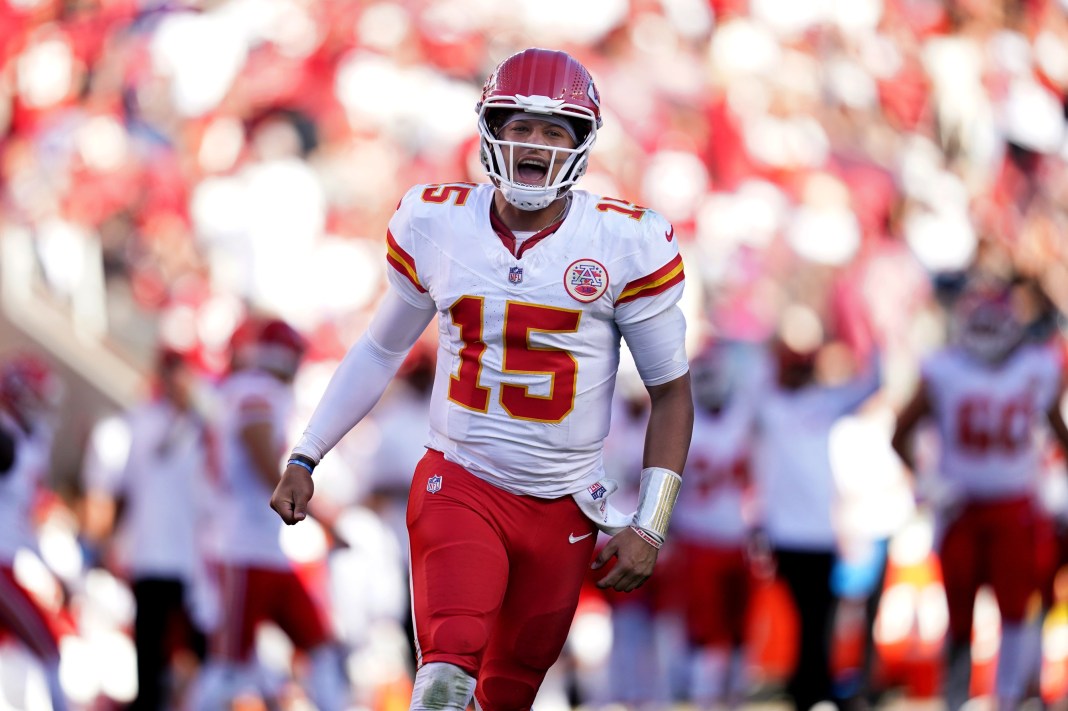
665, 226, 675, 242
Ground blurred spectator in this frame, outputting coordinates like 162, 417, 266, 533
891, 277, 1068, 711
0, 351, 69, 711
81, 346, 212, 711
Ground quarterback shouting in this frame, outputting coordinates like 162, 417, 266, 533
271, 48, 694, 711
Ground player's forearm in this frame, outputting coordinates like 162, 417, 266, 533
292, 332, 410, 462
292, 289, 436, 463
643, 372, 693, 473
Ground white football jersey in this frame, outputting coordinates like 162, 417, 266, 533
210, 369, 295, 567
672, 401, 754, 545
0, 412, 50, 563
386, 183, 685, 498
922, 343, 1064, 498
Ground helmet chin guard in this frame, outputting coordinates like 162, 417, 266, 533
476, 49, 602, 212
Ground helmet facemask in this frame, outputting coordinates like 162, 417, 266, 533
952, 290, 1024, 365
478, 99, 597, 211
956, 301, 1024, 364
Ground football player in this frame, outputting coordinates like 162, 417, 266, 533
195, 319, 348, 711
270, 48, 694, 711
892, 280, 1068, 711
672, 343, 761, 709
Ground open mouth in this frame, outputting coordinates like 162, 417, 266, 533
515, 156, 550, 186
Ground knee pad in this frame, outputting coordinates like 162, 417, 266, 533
411, 662, 476, 711
433, 615, 489, 656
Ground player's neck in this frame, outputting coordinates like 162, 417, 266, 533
492, 194, 570, 234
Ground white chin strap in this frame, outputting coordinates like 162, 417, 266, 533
500, 182, 559, 211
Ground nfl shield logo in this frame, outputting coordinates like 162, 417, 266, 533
427, 474, 443, 493
508, 266, 523, 284
587, 482, 607, 500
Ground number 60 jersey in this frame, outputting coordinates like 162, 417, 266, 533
922, 341, 1064, 499
384, 182, 686, 499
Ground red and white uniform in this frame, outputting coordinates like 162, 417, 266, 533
673, 401, 756, 650
210, 369, 330, 660
923, 343, 1063, 500
380, 182, 686, 710
212, 369, 294, 568
920, 342, 1063, 639
672, 403, 753, 546
386, 183, 685, 498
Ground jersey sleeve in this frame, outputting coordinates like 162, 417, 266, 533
384, 185, 435, 309
612, 209, 686, 326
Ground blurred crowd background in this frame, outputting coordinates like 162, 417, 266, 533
2, 0, 1068, 708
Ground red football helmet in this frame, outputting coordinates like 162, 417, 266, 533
0, 352, 62, 430
476, 48, 602, 211
250, 318, 307, 379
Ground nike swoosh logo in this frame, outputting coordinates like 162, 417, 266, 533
665, 226, 675, 242
569, 532, 593, 544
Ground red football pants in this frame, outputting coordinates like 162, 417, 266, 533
0, 565, 60, 662
210, 564, 331, 662
678, 540, 752, 648
939, 496, 1055, 643
407, 449, 598, 711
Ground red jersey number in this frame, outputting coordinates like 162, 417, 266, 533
955, 395, 1033, 455
448, 297, 581, 423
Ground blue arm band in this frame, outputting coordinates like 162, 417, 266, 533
287, 457, 315, 475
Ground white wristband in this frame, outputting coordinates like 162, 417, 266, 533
633, 467, 682, 544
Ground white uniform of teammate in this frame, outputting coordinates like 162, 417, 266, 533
200, 366, 344, 711
673, 404, 752, 545
213, 369, 294, 568
922, 343, 1063, 501
893, 281, 1068, 711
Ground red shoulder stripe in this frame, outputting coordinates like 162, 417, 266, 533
615, 254, 685, 304
385, 230, 426, 293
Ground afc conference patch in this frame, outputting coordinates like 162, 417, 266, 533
587, 481, 608, 500
508, 266, 523, 284
564, 259, 609, 303
427, 474, 443, 493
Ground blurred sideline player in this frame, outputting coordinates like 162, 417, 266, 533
0, 352, 69, 711
270, 48, 694, 711
595, 373, 688, 707
672, 342, 761, 709
193, 318, 348, 711
892, 279, 1068, 711
81, 346, 211, 710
